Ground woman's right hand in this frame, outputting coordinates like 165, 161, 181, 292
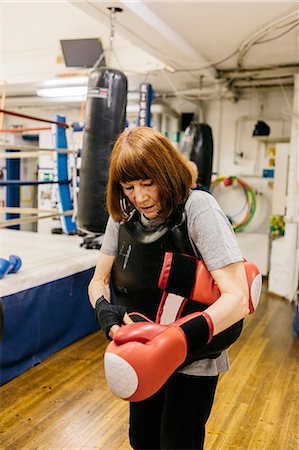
95, 296, 133, 340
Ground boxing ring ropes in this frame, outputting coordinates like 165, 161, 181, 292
0, 108, 103, 386
0, 108, 78, 233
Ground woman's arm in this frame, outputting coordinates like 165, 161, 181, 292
186, 191, 250, 335
88, 216, 120, 308
88, 252, 115, 308
208, 261, 249, 335
88, 251, 133, 338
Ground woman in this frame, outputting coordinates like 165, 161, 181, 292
88, 127, 249, 450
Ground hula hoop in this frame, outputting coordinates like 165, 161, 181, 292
211, 176, 256, 232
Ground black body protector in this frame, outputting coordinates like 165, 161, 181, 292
112, 208, 243, 360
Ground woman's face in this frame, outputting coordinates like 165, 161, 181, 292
120, 179, 162, 220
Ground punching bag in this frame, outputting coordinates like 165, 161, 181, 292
181, 123, 213, 189
77, 67, 127, 234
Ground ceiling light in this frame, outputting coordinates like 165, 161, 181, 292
165, 65, 176, 73
40, 76, 88, 87
36, 86, 88, 98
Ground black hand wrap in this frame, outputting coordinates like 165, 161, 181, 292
95, 296, 127, 340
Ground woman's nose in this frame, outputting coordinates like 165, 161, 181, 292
134, 186, 147, 203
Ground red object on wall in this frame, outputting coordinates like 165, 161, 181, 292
223, 177, 233, 187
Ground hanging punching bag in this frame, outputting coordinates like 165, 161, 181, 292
77, 67, 127, 234
181, 123, 213, 189
190, 123, 213, 189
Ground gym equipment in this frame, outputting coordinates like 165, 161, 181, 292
181, 123, 214, 188
0, 210, 73, 229
55, 114, 77, 235
157, 252, 262, 317
0, 127, 52, 133
77, 67, 127, 234
0, 229, 99, 385
211, 176, 257, 232
137, 83, 153, 127
0, 108, 69, 129
0, 255, 22, 279
0, 109, 77, 233
104, 255, 262, 401
0, 179, 69, 186
5, 149, 20, 229
0, 142, 77, 155
104, 310, 213, 402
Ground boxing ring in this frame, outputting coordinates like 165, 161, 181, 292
0, 77, 126, 384
0, 229, 99, 385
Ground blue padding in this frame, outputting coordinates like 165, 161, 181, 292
137, 83, 153, 127
6, 151, 20, 229
55, 115, 77, 235
0, 268, 98, 385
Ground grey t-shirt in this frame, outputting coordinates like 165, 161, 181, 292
100, 189, 243, 376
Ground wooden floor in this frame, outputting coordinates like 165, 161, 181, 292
1, 286, 298, 450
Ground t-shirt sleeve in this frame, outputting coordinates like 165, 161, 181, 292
100, 216, 120, 256
186, 190, 243, 271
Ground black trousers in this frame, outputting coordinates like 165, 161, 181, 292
129, 372, 219, 450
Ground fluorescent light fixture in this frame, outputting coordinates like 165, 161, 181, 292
165, 65, 176, 73
36, 86, 88, 98
41, 76, 88, 88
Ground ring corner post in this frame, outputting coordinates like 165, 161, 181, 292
5, 150, 20, 230
54, 115, 77, 235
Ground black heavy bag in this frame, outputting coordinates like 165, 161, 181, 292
77, 67, 127, 234
189, 123, 213, 189
181, 123, 213, 189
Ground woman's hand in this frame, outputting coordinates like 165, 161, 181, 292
95, 297, 134, 340
108, 313, 134, 340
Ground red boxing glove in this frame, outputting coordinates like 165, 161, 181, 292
104, 310, 213, 402
244, 261, 262, 313
157, 253, 262, 323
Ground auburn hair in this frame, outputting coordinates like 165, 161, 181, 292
106, 127, 193, 221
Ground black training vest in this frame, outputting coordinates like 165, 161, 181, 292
111, 208, 243, 360
112, 208, 194, 320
